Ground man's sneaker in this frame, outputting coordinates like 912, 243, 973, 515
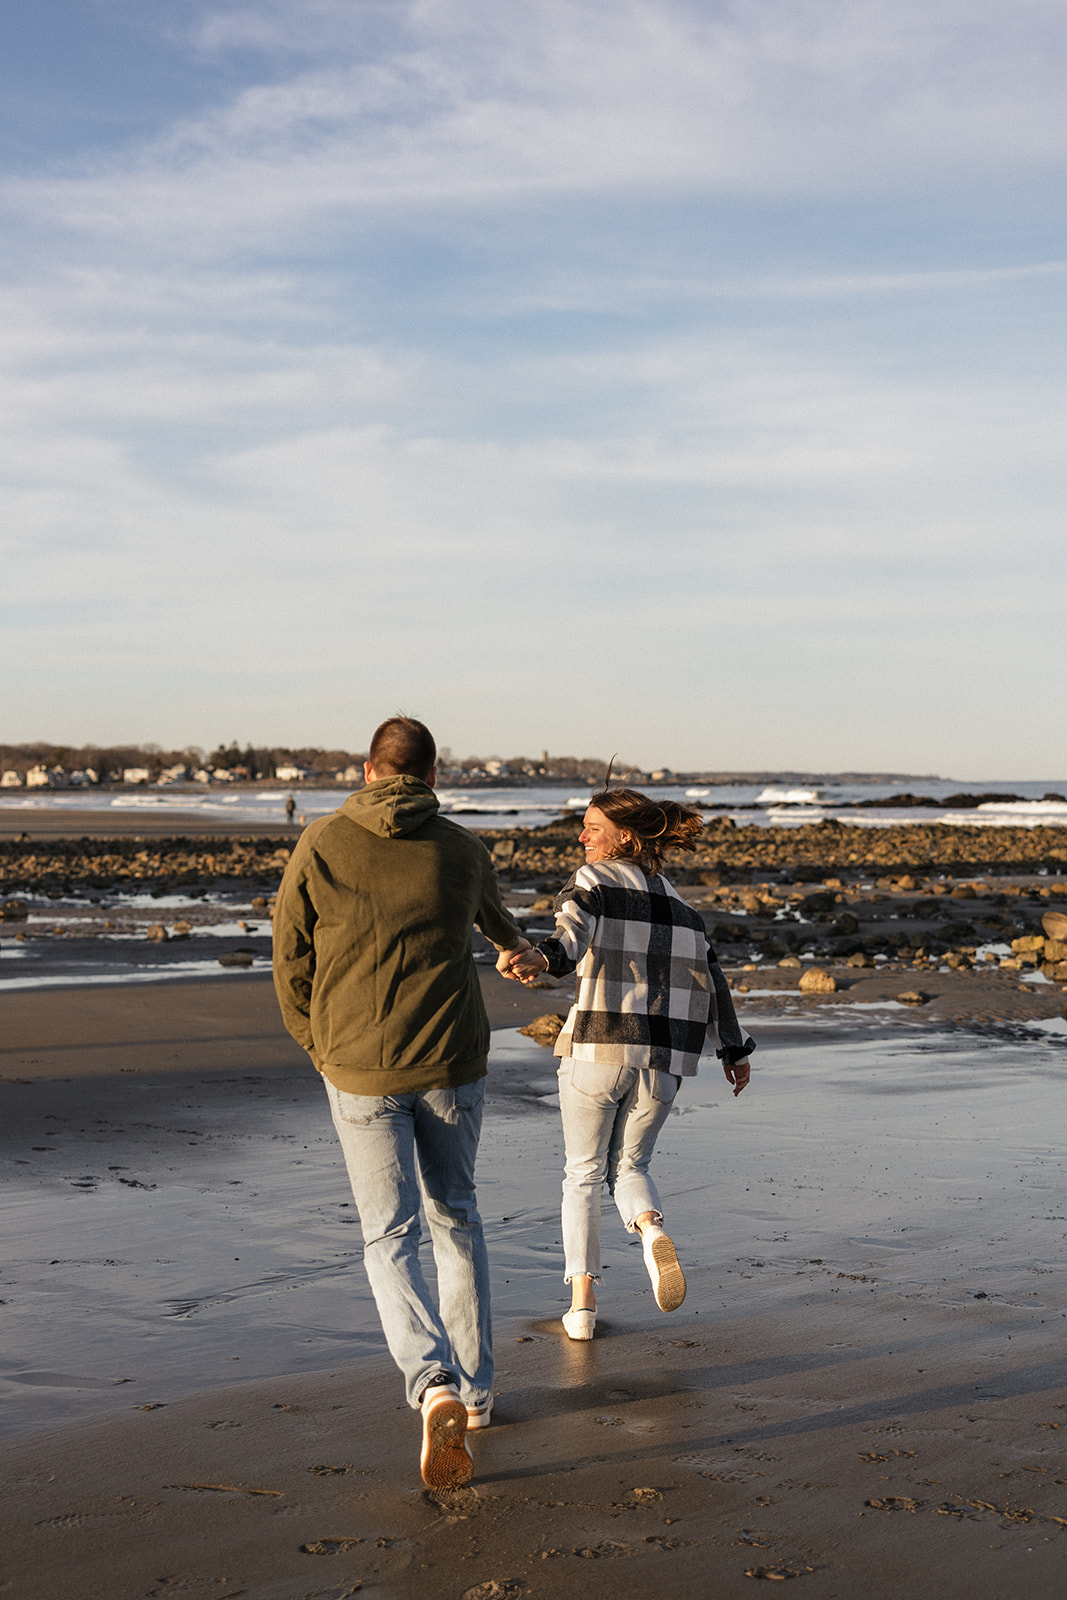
465, 1394, 494, 1430
642, 1226, 686, 1312
420, 1382, 472, 1488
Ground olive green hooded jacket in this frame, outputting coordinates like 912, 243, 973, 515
272, 777, 523, 1095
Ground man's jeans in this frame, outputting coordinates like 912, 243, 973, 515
557, 1057, 679, 1282
325, 1077, 493, 1410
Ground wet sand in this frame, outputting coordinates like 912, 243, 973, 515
3, 967, 1066, 1599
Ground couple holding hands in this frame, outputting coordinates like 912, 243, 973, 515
274, 718, 754, 1490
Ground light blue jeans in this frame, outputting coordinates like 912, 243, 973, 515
557, 1057, 680, 1282
325, 1077, 493, 1410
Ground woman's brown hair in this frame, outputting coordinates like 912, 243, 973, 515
587, 786, 703, 874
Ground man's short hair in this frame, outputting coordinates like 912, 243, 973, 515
368, 716, 436, 780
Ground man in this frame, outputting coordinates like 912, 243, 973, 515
272, 716, 529, 1488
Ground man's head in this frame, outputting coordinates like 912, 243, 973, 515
365, 715, 437, 785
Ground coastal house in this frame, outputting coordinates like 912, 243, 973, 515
275, 764, 315, 782
122, 767, 151, 785
26, 765, 69, 788
1, 770, 24, 787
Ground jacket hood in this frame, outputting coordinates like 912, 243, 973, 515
341, 776, 441, 839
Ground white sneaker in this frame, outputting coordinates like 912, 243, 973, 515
642, 1226, 686, 1311
465, 1394, 494, 1429
562, 1307, 596, 1340
420, 1382, 472, 1488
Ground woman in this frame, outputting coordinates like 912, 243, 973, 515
504, 788, 753, 1339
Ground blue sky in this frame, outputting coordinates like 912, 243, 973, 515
2, 0, 1065, 776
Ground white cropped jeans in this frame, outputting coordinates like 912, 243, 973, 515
557, 1056, 680, 1282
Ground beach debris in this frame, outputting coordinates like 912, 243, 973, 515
300, 1537, 365, 1555
219, 949, 254, 967
799, 967, 836, 993
573, 1541, 635, 1558
461, 1582, 526, 1600
897, 990, 929, 1005
308, 1463, 357, 1475
629, 1486, 663, 1503
864, 1496, 924, 1513
518, 1012, 567, 1046
744, 1566, 814, 1580
166, 1481, 282, 1495
145, 923, 168, 942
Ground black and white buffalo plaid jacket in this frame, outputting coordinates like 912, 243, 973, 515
534, 859, 755, 1077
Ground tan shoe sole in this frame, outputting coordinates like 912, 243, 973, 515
420, 1390, 473, 1488
645, 1232, 687, 1312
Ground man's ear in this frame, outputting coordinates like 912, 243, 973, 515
364, 761, 376, 783
426, 764, 438, 788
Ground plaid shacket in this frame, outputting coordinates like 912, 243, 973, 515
536, 859, 755, 1077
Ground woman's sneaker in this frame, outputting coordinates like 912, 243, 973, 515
642, 1226, 686, 1312
420, 1382, 472, 1488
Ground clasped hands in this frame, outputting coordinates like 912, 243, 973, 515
496, 937, 549, 985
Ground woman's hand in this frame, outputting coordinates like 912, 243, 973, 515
496, 937, 531, 979
500, 946, 550, 984
723, 1057, 750, 1096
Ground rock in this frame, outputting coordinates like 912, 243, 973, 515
778, 955, 802, 969
951, 885, 976, 899
219, 950, 254, 968
1042, 938, 1067, 962
491, 839, 515, 861
799, 967, 836, 993
145, 923, 169, 942
897, 990, 929, 1005
846, 950, 874, 967
1050, 961, 1067, 982
0, 900, 29, 921
832, 911, 859, 935
897, 875, 918, 890
1012, 934, 1045, 953
518, 1012, 567, 1046
171, 920, 192, 939
530, 895, 555, 912
1042, 910, 1067, 941
798, 891, 837, 917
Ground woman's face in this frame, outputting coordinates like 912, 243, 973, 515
580, 805, 630, 863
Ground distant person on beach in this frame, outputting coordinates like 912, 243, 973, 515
503, 787, 754, 1339
272, 716, 530, 1486
284, 795, 296, 824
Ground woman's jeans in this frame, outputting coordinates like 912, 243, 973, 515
325, 1077, 492, 1410
557, 1056, 680, 1281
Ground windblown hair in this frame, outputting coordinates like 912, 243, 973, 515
368, 715, 436, 781
588, 786, 703, 874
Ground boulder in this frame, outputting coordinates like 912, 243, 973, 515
846, 950, 874, 968
778, 955, 802, 969
518, 1012, 567, 1046
1011, 935, 1045, 953
897, 990, 929, 1005
832, 911, 859, 936
1043, 939, 1067, 963
219, 950, 254, 968
1042, 910, 1067, 941
145, 924, 169, 942
799, 967, 837, 993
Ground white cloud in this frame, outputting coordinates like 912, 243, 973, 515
6, 0, 1067, 252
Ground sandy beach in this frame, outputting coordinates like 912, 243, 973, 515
3, 814, 1066, 1598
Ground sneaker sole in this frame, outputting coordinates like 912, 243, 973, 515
647, 1234, 686, 1312
420, 1395, 473, 1488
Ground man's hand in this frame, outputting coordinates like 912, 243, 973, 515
723, 1057, 750, 1097
496, 937, 532, 979
498, 943, 550, 984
